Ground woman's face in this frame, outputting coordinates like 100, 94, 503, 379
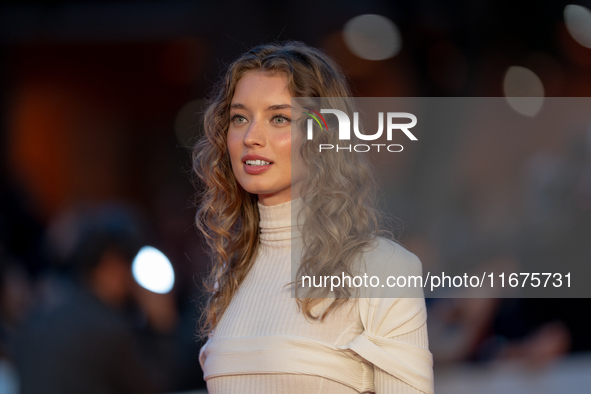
227, 71, 304, 206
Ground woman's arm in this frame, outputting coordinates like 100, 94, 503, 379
373, 321, 431, 393
343, 242, 434, 393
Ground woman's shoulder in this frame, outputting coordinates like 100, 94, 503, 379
360, 237, 423, 275
353, 237, 424, 299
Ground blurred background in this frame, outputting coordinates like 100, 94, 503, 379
0, 0, 591, 393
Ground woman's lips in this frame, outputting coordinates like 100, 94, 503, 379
243, 162, 272, 175
242, 154, 273, 175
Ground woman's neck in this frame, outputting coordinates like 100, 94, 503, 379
257, 198, 305, 241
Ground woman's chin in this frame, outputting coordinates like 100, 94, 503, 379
256, 192, 293, 206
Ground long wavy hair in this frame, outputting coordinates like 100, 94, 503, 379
193, 41, 385, 337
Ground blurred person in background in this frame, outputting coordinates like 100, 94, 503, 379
14, 203, 179, 394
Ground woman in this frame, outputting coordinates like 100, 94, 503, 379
194, 41, 433, 394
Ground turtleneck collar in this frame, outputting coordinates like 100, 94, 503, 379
258, 198, 305, 241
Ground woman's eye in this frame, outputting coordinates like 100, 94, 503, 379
273, 115, 291, 124
231, 115, 247, 124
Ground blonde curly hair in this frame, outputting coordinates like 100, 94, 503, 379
193, 41, 385, 337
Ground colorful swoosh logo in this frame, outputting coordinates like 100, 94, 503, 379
303, 107, 328, 131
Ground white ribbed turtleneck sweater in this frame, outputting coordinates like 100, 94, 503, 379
199, 199, 434, 394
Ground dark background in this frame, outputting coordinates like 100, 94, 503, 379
1, 1, 590, 393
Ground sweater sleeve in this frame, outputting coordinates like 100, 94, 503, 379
344, 297, 433, 394
341, 242, 434, 394
371, 306, 432, 393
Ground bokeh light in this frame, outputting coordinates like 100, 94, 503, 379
503, 66, 545, 117
132, 246, 175, 294
175, 99, 203, 149
564, 5, 591, 49
343, 14, 401, 60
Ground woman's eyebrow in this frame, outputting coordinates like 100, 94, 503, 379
230, 103, 293, 111
267, 104, 293, 111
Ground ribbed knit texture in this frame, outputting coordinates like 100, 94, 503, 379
200, 199, 434, 394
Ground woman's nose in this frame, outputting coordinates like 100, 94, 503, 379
243, 120, 266, 147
